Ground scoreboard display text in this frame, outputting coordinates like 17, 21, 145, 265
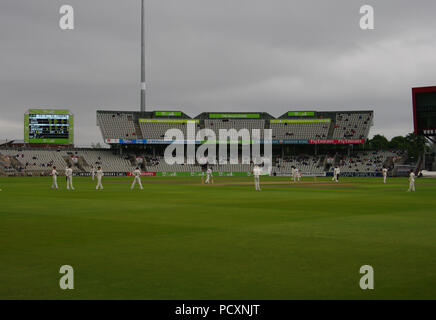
24, 110, 73, 144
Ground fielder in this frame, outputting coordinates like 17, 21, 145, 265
205, 167, 214, 184
296, 168, 301, 182
332, 166, 340, 182
96, 166, 104, 190
253, 165, 261, 191
382, 167, 388, 184
51, 166, 59, 189
65, 165, 74, 190
332, 167, 336, 181
408, 170, 416, 192
131, 167, 143, 190
291, 166, 296, 183
91, 166, 96, 181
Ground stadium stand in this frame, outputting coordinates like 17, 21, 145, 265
97, 111, 138, 140
1, 109, 379, 175
145, 157, 203, 172
139, 120, 200, 140
97, 110, 374, 142
204, 119, 266, 139
332, 112, 373, 140
72, 149, 133, 172
0, 153, 17, 175
335, 150, 401, 173
0, 149, 133, 174
1, 149, 68, 173
0, 147, 407, 176
274, 155, 325, 175
270, 121, 330, 140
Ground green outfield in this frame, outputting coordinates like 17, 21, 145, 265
0, 176, 435, 299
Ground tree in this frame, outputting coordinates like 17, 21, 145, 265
404, 133, 427, 160
367, 134, 389, 150
389, 136, 408, 150
367, 133, 428, 160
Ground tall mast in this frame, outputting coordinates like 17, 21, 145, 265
140, 0, 146, 112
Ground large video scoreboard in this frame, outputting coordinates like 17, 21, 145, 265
413, 86, 436, 136
24, 109, 74, 144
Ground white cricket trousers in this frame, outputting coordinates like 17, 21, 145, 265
408, 181, 415, 192
131, 176, 143, 190
51, 177, 58, 189
66, 176, 74, 190
254, 176, 261, 191
383, 175, 387, 183
96, 177, 103, 190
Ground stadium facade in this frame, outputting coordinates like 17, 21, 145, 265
97, 110, 373, 146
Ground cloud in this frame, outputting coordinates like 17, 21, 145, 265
1, 0, 436, 144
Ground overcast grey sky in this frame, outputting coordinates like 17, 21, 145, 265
1, 0, 436, 145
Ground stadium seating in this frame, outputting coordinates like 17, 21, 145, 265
204, 120, 266, 139
139, 121, 200, 140
97, 110, 373, 142
144, 156, 202, 172
97, 112, 137, 140
0, 148, 406, 175
73, 150, 133, 172
0, 149, 133, 174
1, 150, 68, 173
274, 155, 324, 175
336, 150, 400, 173
270, 122, 330, 140
332, 113, 373, 140
0, 154, 17, 175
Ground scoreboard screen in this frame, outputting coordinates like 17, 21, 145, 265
24, 109, 74, 144
413, 86, 436, 136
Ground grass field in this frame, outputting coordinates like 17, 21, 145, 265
1, 175, 436, 300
